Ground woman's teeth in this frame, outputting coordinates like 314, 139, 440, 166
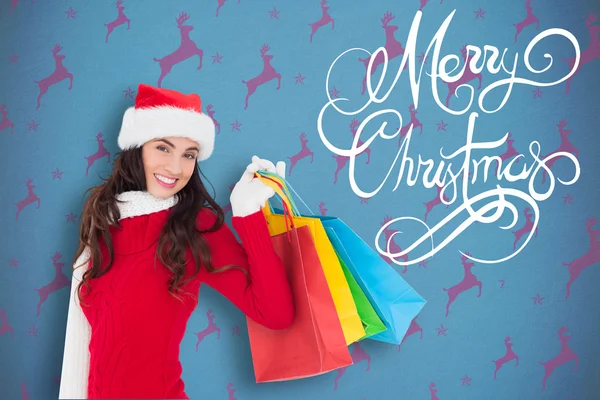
154, 174, 177, 185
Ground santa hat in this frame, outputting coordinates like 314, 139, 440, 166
117, 84, 215, 161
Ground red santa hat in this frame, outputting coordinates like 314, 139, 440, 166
117, 84, 215, 161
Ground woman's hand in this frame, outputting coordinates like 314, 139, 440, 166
230, 155, 286, 217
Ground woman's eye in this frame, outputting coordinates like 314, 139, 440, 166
157, 146, 168, 152
185, 154, 196, 160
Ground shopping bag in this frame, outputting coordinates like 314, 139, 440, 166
321, 218, 426, 344
327, 228, 387, 340
256, 171, 426, 345
246, 223, 353, 382
258, 179, 366, 346
258, 172, 384, 340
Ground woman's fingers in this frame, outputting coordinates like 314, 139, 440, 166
275, 161, 286, 178
251, 155, 277, 174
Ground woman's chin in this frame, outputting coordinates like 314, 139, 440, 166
147, 185, 178, 199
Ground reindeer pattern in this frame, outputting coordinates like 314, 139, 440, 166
0, 105, 15, 134
34, 44, 73, 109
492, 336, 519, 380
241, 44, 281, 110
309, 0, 335, 43
3, 0, 598, 398
563, 12, 600, 94
443, 252, 482, 317
34, 252, 70, 317
15, 178, 40, 221
539, 326, 579, 390
194, 309, 221, 351
359, 11, 405, 95
104, 0, 130, 43
333, 342, 371, 391
154, 12, 204, 88
443, 45, 483, 107
541, 119, 579, 184
85, 132, 111, 176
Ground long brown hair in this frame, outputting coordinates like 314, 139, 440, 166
73, 147, 248, 307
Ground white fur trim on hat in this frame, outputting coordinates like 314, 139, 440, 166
117, 106, 215, 161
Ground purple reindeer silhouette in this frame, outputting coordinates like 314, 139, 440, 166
332, 155, 349, 184
216, 0, 224, 17
206, 104, 221, 134
226, 382, 237, 400
397, 317, 423, 351
563, 217, 600, 299
496, 132, 520, 175
20, 382, 30, 400
359, 12, 405, 95
216, 0, 226, 17
443, 45, 482, 107
397, 104, 423, 146
492, 336, 519, 379
154, 12, 204, 88
541, 119, 579, 184
424, 172, 470, 223
0, 105, 15, 134
332, 119, 371, 184
9, 0, 19, 15
9, 0, 33, 16
309, 0, 335, 43
428, 382, 440, 400
423, 184, 450, 222
512, 207, 539, 250
0, 309, 15, 338
349, 119, 371, 164
242, 44, 281, 110
85, 132, 111, 176
380, 215, 409, 273
513, 0, 540, 43
35, 252, 70, 317
15, 178, 40, 221
333, 342, 370, 391
443, 252, 482, 317
540, 326, 579, 390
288, 133, 313, 176
194, 309, 220, 351
564, 13, 600, 94
318, 201, 327, 215
104, 0, 130, 43
34, 44, 73, 110
419, 0, 445, 11
216, 0, 240, 18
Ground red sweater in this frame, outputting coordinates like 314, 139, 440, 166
79, 205, 294, 399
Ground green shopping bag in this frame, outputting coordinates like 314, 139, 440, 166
329, 228, 387, 340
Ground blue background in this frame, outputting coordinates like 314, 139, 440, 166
1, 0, 599, 399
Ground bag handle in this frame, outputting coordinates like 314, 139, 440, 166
255, 173, 295, 240
255, 171, 315, 216
255, 172, 296, 217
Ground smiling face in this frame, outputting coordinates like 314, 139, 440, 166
141, 137, 200, 198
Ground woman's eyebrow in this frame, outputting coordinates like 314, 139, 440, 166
154, 138, 199, 152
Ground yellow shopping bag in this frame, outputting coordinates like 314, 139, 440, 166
257, 173, 366, 345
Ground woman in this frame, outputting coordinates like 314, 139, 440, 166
58, 83, 295, 399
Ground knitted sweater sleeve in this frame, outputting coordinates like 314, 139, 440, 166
58, 249, 91, 400
197, 208, 295, 330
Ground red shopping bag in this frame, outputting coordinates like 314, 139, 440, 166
246, 223, 353, 382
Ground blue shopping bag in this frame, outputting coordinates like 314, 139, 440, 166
319, 218, 426, 344
257, 171, 426, 345
272, 208, 426, 344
